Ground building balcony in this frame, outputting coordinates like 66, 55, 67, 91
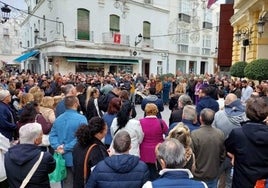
141, 39, 154, 50
102, 32, 130, 46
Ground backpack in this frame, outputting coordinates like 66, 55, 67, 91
98, 94, 109, 112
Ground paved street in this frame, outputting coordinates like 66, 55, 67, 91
135, 104, 171, 125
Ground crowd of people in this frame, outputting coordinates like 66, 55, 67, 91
0, 70, 268, 188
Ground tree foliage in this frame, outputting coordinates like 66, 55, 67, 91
230, 61, 247, 78
244, 59, 268, 82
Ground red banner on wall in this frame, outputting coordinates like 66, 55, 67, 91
114, 33, 121, 44
207, 0, 216, 9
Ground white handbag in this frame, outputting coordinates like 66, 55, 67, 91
0, 133, 10, 182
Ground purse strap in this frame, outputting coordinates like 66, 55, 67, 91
20, 152, 44, 188
159, 119, 164, 131
83, 144, 97, 185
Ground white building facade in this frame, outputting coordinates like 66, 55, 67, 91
17, 0, 220, 76
0, 18, 22, 72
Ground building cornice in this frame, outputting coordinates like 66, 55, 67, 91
230, 0, 261, 26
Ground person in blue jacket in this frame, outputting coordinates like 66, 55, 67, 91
141, 87, 164, 119
49, 96, 88, 188
87, 130, 150, 188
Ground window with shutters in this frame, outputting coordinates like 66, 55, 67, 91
143, 21, 150, 39
77, 9, 90, 40
110, 14, 120, 33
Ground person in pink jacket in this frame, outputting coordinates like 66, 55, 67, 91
139, 103, 168, 181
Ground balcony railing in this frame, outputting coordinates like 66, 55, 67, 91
102, 32, 130, 46
141, 39, 154, 49
75, 30, 94, 42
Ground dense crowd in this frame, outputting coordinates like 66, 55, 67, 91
0, 70, 268, 188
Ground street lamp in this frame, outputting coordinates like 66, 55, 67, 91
135, 33, 143, 46
257, 17, 267, 37
1, 4, 11, 24
34, 28, 47, 42
133, 33, 142, 56
234, 26, 252, 46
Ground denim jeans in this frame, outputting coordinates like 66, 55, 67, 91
204, 178, 218, 188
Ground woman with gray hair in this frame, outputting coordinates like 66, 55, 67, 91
169, 94, 193, 125
4, 122, 55, 187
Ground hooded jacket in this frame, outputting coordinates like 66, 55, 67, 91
225, 122, 268, 188
213, 99, 248, 139
86, 154, 150, 188
4, 144, 55, 188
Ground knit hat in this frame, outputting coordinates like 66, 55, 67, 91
0, 90, 10, 101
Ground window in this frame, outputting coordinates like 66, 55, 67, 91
179, 0, 191, 15
178, 45, 188, 53
110, 14, 120, 32
178, 28, 189, 53
178, 13, 191, 23
143, 21, 151, 39
176, 60, 186, 74
2, 35, 11, 54
178, 28, 189, 44
77, 9, 90, 40
203, 22, 212, 29
203, 10, 212, 23
203, 35, 211, 48
202, 35, 211, 55
157, 61, 163, 75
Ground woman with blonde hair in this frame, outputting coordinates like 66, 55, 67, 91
18, 93, 34, 117
40, 96, 56, 124
86, 87, 102, 121
167, 122, 195, 172
139, 103, 168, 180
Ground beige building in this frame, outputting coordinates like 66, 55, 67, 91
231, 0, 268, 64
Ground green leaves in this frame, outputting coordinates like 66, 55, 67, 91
230, 61, 247, 78
244, 59, 268, 82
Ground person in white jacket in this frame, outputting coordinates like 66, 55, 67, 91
110, 101, 144, 157
0, 133, 10, 187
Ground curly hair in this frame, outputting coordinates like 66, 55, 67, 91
167, 122, 192, 147
145, 103, 158, 116
75, 117, 106, 147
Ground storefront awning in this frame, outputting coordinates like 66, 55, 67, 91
13, 50, 40, 63
66, 57, 139, 64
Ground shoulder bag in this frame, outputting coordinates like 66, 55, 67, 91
83, 143, 97, 186
20, 152, 44, 188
